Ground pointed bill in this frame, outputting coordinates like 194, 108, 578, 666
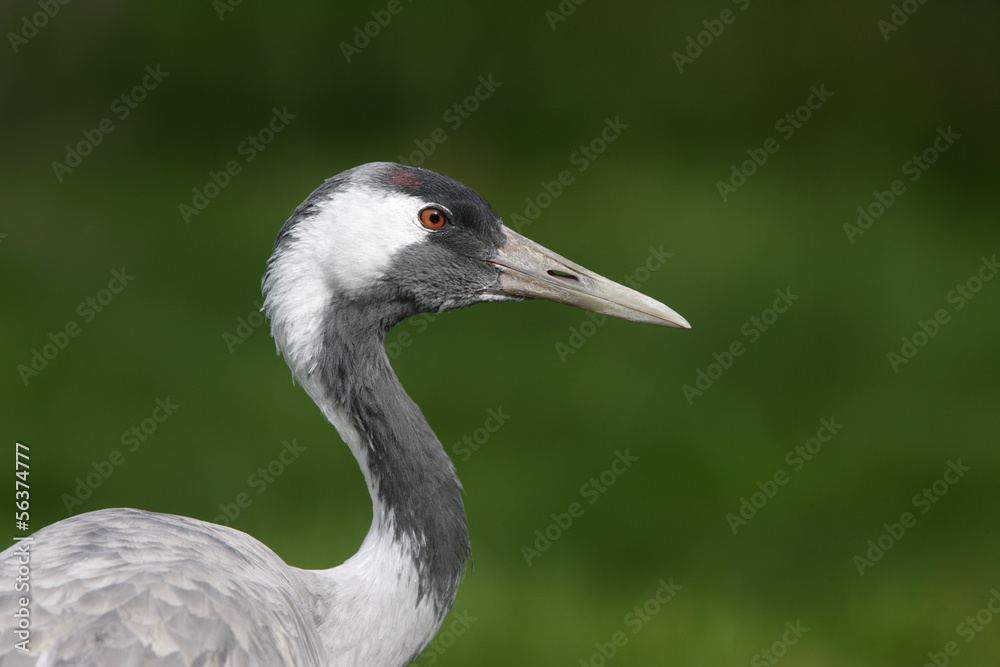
481, 227, 690, 329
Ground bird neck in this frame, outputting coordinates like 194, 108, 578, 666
318, 303, 472, 611
267, 285, 470, 664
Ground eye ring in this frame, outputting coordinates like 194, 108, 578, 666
418, 206, 449, 230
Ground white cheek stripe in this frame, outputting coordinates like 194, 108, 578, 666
295, 187, 429, 293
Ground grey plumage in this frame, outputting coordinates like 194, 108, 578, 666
1, 509, 325, 666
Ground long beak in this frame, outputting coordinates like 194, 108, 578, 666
480, 227, 690, 329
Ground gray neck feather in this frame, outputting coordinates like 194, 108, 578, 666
316, 296, 470, 618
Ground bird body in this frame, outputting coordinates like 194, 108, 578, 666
1, 163, 688, 666
3, 509, 327, 665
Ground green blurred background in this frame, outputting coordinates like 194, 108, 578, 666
2, 1, 999, 664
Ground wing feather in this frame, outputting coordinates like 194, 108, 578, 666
0, 509, 327, 666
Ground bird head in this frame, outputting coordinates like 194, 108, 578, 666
264, 162, 688, 340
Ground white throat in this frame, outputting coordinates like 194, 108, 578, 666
293, 436, 444, 667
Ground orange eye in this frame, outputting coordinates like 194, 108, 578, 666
419, 207, 449, 229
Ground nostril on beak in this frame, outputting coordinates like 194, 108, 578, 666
547, 269, 579, 281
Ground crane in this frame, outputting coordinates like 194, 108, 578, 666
0, 162, 689, 666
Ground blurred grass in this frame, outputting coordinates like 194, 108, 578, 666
2, 1, 999, 665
